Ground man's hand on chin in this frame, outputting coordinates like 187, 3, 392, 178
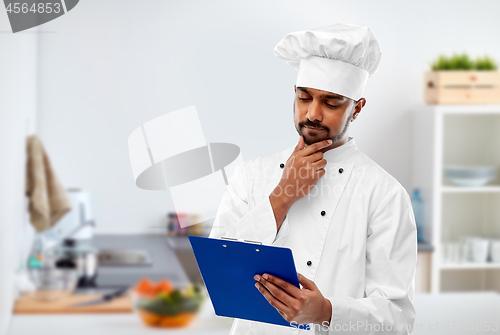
253, 272, 332, 326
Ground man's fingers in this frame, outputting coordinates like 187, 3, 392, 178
255, 282, 292, 316
316, 168, 326, 179
308, 139, 332, 152
312, 159, 327, 171
297, 139, 332, 157
258, 279, 293, 306
256, 273, 302, 298
307, 152, 324, 163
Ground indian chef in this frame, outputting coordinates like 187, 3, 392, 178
209, 23, 417, 335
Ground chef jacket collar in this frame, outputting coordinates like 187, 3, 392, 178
322, 136, 358, 163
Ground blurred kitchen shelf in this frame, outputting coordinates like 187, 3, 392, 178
412, 104, 500, 294
441, 186, 500, 193
432, 104, 500, 114
441, 263, 500, 270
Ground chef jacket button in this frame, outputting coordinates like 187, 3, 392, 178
339, 168, 344, 174
307, 261, 312, 266
280, 163, 285, 169
321, 210, 326, 216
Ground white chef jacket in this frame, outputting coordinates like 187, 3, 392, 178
209, 136, 417, 335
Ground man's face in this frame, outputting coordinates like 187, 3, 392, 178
293, 86, 362, 147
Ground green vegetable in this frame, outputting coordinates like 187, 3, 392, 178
137, 288, 205, 316
429, 53, 498, 71
180, 295, 203, 312
475, 55, 497, 70
139, 296, 181, 316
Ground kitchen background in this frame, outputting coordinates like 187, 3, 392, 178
2, 0, 500, 334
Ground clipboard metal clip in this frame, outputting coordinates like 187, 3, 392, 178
220, 236, 262, 245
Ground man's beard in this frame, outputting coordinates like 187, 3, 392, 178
294, 104, 353, 146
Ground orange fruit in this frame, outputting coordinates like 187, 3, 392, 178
155, 280, 174, 294
139, 310, 162, 326
158, 312, 196, 327
135, 279, 156, 296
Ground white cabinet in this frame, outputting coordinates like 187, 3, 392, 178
412, 104, 500, 293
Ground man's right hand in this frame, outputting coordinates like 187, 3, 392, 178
276, 136, 331, 203
269, 136, 332, 230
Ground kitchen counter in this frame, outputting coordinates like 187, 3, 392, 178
9, 294, 233, 335
10, 234, 232, 335
9, 235, 497, 334
10, 292, 500, 334
412, 291, 500, 335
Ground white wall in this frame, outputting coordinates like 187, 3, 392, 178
36, 0, 500, 233
0, 13, 37, 335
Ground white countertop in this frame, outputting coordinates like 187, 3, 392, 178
9, 296, 234, 335
412, 291, 500, 335
9, 292, 500, 335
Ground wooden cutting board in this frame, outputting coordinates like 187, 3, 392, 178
14, 293, 133, 314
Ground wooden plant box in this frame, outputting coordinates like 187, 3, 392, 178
424, 71, 500, 104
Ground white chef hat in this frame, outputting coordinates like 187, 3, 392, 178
274, 23, 382, 101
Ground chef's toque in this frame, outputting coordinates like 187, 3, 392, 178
274, 23, 382, 101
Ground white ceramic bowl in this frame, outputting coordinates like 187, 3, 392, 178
444, 165, 497, 187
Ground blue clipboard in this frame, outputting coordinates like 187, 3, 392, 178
188, 235, 309, 329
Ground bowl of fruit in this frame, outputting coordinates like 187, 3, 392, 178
133, 279, 205, 328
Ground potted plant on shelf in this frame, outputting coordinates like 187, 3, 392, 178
425, 53, 500, 104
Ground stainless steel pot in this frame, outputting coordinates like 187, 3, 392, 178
55, 238, 99, 288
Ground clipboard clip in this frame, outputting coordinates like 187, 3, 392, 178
220, 236, 262, 245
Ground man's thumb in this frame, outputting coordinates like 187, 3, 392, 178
298, 273, 317, 290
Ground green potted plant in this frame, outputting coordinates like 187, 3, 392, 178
425, 53, 500, 104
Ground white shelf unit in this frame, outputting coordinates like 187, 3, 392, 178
412, 104, 500, 293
